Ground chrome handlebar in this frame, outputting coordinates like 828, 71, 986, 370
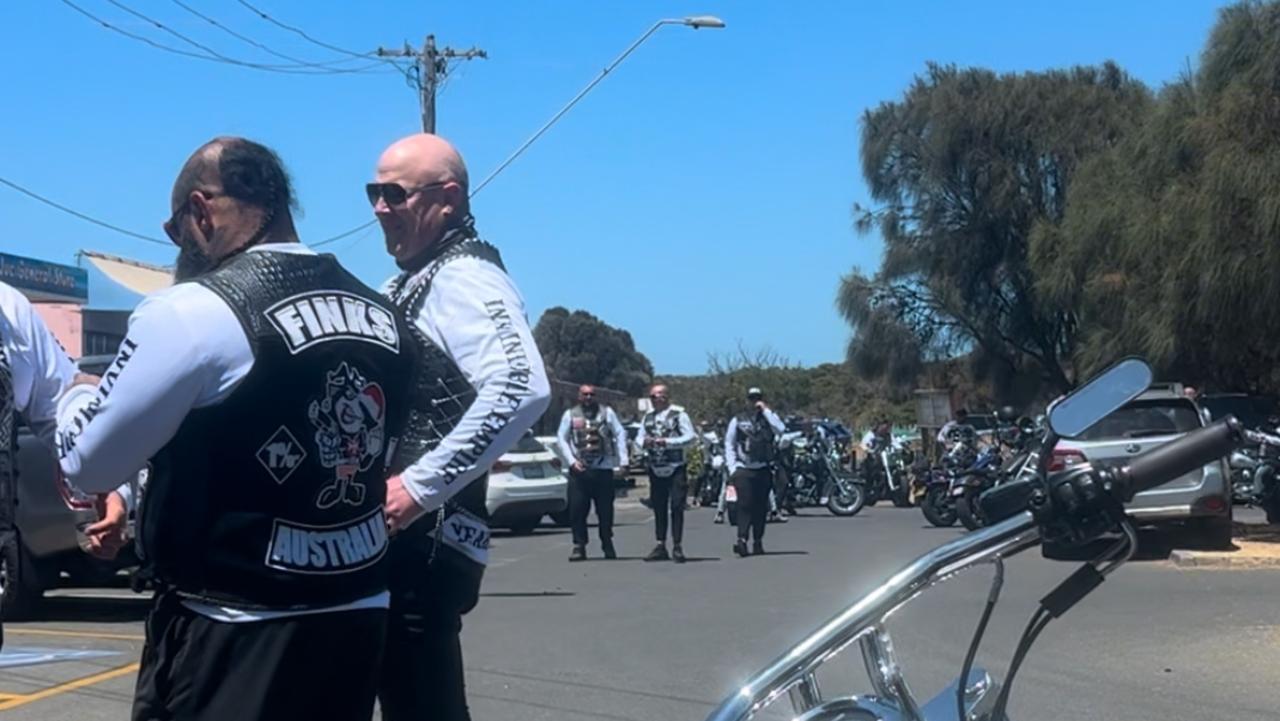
704, 512, 1043, 721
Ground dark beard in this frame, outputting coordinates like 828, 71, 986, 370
174, 243, 216, 281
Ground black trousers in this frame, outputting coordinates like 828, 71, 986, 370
569, 467, 616, 546
132, 591, 386, 721
732, 467, 774, 542
648, 466, 687, 544
379, 526, 483, 721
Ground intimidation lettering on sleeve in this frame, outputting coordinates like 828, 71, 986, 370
440, 300, 534, 484
57, 338, 138, 458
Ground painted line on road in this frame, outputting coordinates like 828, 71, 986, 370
6, 628, 145, 642
0, 661, 140, 711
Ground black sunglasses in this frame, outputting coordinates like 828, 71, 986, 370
365, 181, 448, 207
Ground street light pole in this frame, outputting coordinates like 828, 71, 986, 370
470, 16, 725, 197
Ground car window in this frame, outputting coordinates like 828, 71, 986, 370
1075, 399, 1201, 441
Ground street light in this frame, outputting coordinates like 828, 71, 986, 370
470, 15, 726, 196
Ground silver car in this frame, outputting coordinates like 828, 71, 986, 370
6, 355, 136, 617
1053, 384, 1232, 548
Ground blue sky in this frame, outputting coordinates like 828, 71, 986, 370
1, 0, 1226, 374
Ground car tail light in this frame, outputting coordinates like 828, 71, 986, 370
492, 460, 513, 473
1198, 495, 1228, 514
549, 457, 562, 470
1049, 449, 1088, 472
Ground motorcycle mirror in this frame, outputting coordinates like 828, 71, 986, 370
1047, 357, 1154, 439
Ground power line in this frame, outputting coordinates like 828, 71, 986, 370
60, 0, 384, 75
235, 0, 416, 85
2, 172, 377, 251
0, 176, 170, 246
311, 220, 377, 248
168, 0, 391, 74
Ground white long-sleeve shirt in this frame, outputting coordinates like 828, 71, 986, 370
55, 244, 386, 622
556, 405, 628, 470
635, 405, 696, 477
724, 408, 785, 475
382, 253, 550, 513
1, 281, 77, 450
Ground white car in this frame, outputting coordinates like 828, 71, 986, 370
486, 433, 569, 534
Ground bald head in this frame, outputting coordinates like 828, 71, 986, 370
649, 384, 670, 411
373, 134, 472, 267
377, 134, 469, 191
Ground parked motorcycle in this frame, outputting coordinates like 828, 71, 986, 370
919, 441, 977, 528
704, 358, 1246, 721
695, 433, 727, 508
1233, 426, 1280, 523
778, 433, 865, 516
953, 415, 1041, 531
860, 439, 915, 508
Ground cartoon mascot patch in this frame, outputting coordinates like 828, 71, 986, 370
308, 362, 386, 509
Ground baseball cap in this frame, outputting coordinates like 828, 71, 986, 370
747, 387, 763, 398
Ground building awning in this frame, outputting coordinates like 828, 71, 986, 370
80, 251, 173, 296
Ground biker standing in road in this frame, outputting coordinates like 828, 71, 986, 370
557, 385, 629, 561
636, 384, 696, 562
724, 387, 786, 557
374, 133, 551, 721
0, 281, 80, 647
57, 138, 414, 721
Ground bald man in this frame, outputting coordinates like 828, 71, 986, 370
635, 384, 696, 562
56, 137, 416, 721
557, 384, 629, 561
374, 133, 550, 721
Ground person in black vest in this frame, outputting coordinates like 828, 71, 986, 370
724, 387, 786, 557
56, 137, 415, 721
375, 133, 551, 721
557, 384, 629, 561
0, 281, 79, 647
636, 384, 696, 562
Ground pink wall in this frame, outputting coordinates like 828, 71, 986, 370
32, 303, 83, 360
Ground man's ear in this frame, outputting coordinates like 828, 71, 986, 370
188, 191, 217, 240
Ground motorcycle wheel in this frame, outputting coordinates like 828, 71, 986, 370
890, 485, 913, 508
1265, 497, 1280, 526
827, 478, 867, 517
920, 486, 957, 527
955, 488, 988, 531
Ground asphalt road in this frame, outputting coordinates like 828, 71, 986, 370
2, 499, 1278, 720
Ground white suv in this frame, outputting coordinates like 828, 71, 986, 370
1052, 384, 1231, 549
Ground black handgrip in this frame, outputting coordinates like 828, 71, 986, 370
1121, 418, 1242, 499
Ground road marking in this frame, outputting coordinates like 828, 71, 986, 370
0, 662, 140, 711
6, 628, 145, 642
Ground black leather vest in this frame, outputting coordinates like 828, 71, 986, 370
734, 412, 777, 465
643, 409, 686, 467
140, 250, 415, 610
570, 405, 615, 463
385, 235, 506, 573
0, 335, 15, 535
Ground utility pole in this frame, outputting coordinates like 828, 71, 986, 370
377, 35, 486, 133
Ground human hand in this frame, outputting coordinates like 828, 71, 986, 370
385, 475, 426, 535
572, 460, 586, 473
83, 491, 128, 560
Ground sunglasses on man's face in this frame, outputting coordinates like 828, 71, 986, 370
365, 181, 448, 207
